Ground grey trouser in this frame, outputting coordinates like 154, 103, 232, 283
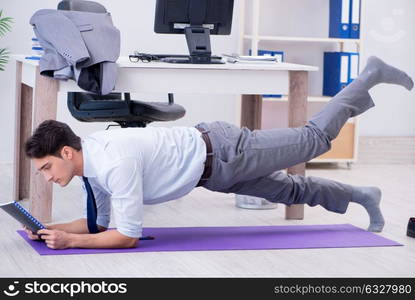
195, 79, 374, 214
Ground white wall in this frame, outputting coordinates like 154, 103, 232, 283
359, 0, 415, 136
0, 0, 241, 163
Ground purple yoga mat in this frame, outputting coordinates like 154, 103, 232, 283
17, 224, 402, 256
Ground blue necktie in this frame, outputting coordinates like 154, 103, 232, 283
82, 176, 100, 234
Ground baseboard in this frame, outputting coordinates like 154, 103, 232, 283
358, 136, 415, 164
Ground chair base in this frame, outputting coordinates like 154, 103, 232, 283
67, 92, 186, 128
116, 120, 148, 128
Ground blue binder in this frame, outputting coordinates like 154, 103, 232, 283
249, 49, 284, 98
323, 52, 351, 96
348, 52, 360, 84
349, 0, 361, 39
329, 0, 351, 38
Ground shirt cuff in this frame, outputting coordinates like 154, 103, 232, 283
96, 216, 110, 229
116, 227, 142, 239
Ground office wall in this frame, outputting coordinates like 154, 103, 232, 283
0, 0, 241, 163
359, 0, 415, 136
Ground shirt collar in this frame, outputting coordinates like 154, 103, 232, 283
81, 139, 98, 178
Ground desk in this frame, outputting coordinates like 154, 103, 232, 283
12, 55, 318, 223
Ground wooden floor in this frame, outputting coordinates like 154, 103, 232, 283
1, 162, 414, 277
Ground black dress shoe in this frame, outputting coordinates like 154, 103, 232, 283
407, 217, 415, 238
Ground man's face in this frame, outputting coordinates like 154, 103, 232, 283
33, 150, 76, 187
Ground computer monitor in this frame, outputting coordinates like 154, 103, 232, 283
154, 0, 234, 64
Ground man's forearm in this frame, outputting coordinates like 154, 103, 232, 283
48, 218, 90, 234
69, 229, 138, 249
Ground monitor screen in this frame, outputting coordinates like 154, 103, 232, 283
154, 0, 234, 35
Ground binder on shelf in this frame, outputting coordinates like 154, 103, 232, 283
350, 0, 361, 39
329, 0, 351, 39
348, 52, 360, 83
250, 49, 284, 98
323, 52, 351, 96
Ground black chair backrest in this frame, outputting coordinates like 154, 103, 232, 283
57, 0, 107, 13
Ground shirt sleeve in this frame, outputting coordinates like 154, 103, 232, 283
81, 179, 111, 229
106, 157, 144, 238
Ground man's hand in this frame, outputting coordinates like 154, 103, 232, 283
23, 226, 43, 241
37, 229, 73, 249
24, 225, 138, 249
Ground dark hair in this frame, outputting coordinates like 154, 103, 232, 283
25, 120, 82, 158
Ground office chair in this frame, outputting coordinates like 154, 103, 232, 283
58, 0, 186, 128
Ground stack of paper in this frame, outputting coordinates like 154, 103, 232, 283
222, 53, 280, 64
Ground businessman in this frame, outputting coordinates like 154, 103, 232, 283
24, 56, 413, 249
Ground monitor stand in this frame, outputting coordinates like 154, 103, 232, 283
161, 25, 224, 64
155, 25, 225, 64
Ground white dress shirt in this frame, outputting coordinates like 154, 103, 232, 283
80, 126, 206, 238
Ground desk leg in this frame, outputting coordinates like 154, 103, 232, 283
13, 64, 58, 223
13, 62, 32, 203
286, 71, 308, 220
240, 94, 262, 130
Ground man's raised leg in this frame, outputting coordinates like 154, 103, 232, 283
210, 57, 413, 184
309, 56, 413, 141
203, 56, 413, 232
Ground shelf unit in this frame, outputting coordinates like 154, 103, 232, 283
244, 35, 361, 46
263, 96, 332, 103
237, 0, 363, 167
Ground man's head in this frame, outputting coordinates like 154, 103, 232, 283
25, 120, 82, 187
